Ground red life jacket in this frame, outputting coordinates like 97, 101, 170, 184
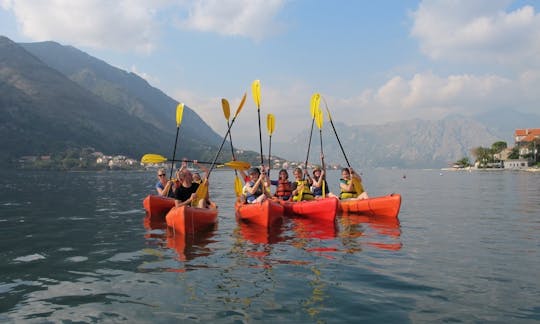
275, 179, 292, 198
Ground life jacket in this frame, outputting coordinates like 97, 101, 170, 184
292, 179, 314, 202
274, 179, 292, 199
243, 180, 263, 203
339, 178, 358, 199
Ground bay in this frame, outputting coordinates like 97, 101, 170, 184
0, 169, 538, 323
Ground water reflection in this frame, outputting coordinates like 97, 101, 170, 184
143, 216, 217, 262
338, 214, 402, 251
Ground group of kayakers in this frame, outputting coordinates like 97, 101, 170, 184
237, 165, 369, 204
155, 160, 210, 207
156, 159, 368, 207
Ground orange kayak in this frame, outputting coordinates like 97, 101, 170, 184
235, 199, 284, 227
338, 193, 402, 218
165, 205, 218, 234
281, 197, 339, 221
143, 194, 175, 221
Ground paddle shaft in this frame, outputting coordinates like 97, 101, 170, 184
207, 115, 240, 177
257, 110, 264, 165
170, 126, 181, 179
303, 118, 315, 178
226, 120, 239, 177
268, 134, 272, 177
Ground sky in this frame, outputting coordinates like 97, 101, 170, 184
1, 0, 540, 151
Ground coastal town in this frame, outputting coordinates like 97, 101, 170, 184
446, 128, 540, 172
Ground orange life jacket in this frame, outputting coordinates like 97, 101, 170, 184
274, 179, 292, 198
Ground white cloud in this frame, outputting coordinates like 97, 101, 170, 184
331, 70, 540, 126
411, 0, 540, 66
2, 0, 164, 52
175, 0, 286, 40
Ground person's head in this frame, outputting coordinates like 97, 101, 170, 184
192, 172, 201, 183
278, 169, 289, 179
293, 167, 303, 179
248, 167, 260, 180
179, 169, 192, 184
313, 166, 321, 178
157, 168, 167, 180
341, 168, 351, 179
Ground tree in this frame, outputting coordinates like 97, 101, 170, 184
455, 157, 470, 168
471, 146, 492, 167
491, 141, 507, 154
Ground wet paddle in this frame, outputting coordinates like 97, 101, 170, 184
252, 80, 264, 166
195, 93, 248, 205
141, 154, 250, 170
321, 96, 363, 194
222, 98, 243, 197
314, 105, 326, 198
266, 113, 275, 178
169, 103, 184, 179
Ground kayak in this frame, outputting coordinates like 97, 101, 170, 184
165, 204, 218, 234
338, 193, 402, 218
280, 196, 339, 221
235, 199, 284, 227
143, 194, 175, 221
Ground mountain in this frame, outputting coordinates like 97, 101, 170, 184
274, 114, 506, 168
473, 108, 540, 143
19, 40, 222, 146
0, 36, 225, 165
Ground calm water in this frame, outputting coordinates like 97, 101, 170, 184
0, 168, 538, 323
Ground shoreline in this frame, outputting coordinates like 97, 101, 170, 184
441, 167, 540, 173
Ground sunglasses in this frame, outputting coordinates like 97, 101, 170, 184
158, 174, 166, 177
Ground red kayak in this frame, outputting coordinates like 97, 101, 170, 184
338, 193, 402, 218
280, 197, 339, 221
165, 205, 218, 234
235, 199, 284, 227
143, 194, 175, 221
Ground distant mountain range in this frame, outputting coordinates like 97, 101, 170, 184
2, 35, 539, 168
273, 109, 540, 169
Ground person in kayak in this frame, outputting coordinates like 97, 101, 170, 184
291, 167, 314, 202
155, 168, 175, 197
339, 167, 369, 200
309, 166, 337, 198
270, 169, 293, 201
242, 167, 271, 204
173, 167, 208, 208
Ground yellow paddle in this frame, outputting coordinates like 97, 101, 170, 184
252, 80, 264, 165
314, 106, 326, 198
222, 98, 242, 197
141, 154, 250, 170
321, 95, 363, 196
266, 113, 275, 177
169, 103, 184, 178
195, 93, 248, 205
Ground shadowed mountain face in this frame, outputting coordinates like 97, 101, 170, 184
0, 36, 224, 164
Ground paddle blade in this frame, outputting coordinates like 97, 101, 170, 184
252, 80, 261, 109
315, 107, 323, 129
193, 179, 208, 206
234, 176, 243, 197
310, 93, 321, 119
221, 99, 231, 121
176, 103, 185, 127
224, 160, 251, 170
352, 178, 364, 196
141, 154, 168, 164
234, 93, 247, 118
267, 113, 275, 135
